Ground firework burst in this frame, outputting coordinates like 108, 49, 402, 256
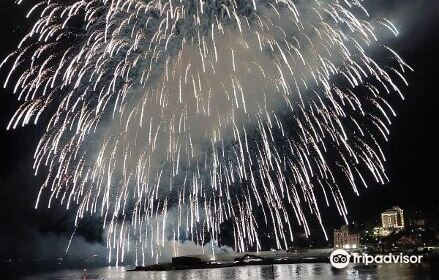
1, 0, 411, 265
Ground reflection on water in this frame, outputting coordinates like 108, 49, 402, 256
20, 263, 438, 280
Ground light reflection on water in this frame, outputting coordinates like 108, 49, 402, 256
22, 263, 437, 280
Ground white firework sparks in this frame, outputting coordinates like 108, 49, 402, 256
1, 0, 412, 265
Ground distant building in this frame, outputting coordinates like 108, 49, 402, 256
407, 210, 429, 229
334, 225, 360, 249
410, 218, 426, 227
373, 226, 392, 237
381, 206, 405, 230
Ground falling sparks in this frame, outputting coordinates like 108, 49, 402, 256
1, 0, 411, 266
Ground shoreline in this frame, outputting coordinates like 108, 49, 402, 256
130, 253, 439, 272
130, 257, 329, 271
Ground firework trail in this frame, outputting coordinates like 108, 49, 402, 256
1, 0, 411, 265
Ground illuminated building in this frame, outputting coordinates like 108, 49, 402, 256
373, 226, 392, 237
334, 225, 360, 249
381, 206, 405, 230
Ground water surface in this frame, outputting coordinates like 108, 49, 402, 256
16, 262, 439, 280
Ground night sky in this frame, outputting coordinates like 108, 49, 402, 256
0, 0, 438, 263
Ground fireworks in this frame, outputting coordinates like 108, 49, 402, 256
1, 0, 411, 265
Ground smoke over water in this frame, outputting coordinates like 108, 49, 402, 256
1, 0, 411, 265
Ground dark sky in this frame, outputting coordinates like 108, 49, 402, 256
0, 0, 438, 263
